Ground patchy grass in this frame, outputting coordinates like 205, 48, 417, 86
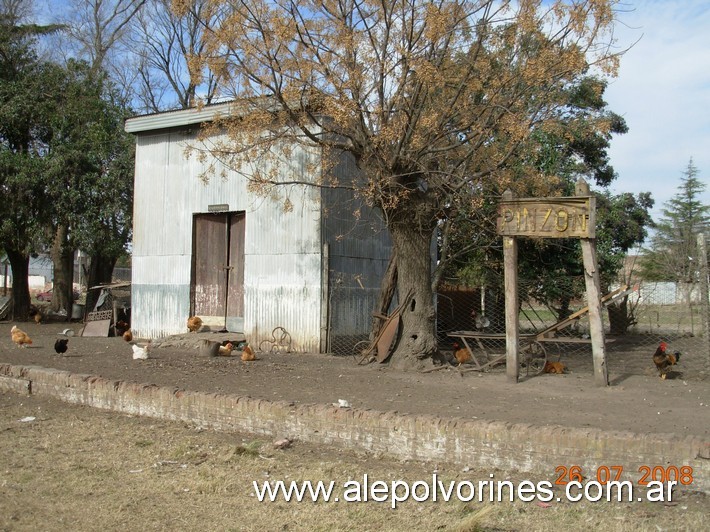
1, 392, 706, 531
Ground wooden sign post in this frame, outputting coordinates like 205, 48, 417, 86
497, 178, 609, 386
576, 180, 609, 387
501, 190, 520, 383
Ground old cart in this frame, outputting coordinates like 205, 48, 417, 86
448, 285, 631, 376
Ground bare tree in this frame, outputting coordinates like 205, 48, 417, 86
180, 0, 622, 369
1, 0, 33, 21
131, 0, 221, 112
57, 0, 146, 70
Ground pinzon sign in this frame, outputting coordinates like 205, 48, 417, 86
497, 197, 595, 239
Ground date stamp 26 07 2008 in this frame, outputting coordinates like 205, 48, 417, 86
553, 464, 694, 503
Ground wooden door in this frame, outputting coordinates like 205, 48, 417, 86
192, 212, 245, 331
226, 213, 245, 331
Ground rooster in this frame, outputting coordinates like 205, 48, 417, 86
451, 342, 471, 366
241, 344, 256, 362
653, 341, 681, 380
187, 316, 203, 332
10, 326, 33, 348
115, 320, 130, 336
54, 338, 69, 354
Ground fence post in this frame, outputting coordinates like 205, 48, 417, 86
502, 189, 520, 383
576, 179, 609, 387
698, 233, 710, 373
320, 243, 330, 354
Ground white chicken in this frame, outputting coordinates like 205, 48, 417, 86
132, 341, 151, 360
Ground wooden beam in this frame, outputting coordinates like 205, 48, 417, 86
577, 179, 608, 387
502, 190, 520, 383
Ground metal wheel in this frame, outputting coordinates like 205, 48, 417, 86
520, 341, 547, 376
353, 340, 375, 365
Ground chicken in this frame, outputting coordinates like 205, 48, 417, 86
115, 320, 130, 336
34, 311, 43, 324
241, 344, 256, 362
653, 341, 681, 379
132, 341, 152, 360
452, 342, 471, 366
11, 326, 33, 348
544, 361, 566, 374
218, 342, 234, 356
122, 329, 133, 342
187, 316, 203, 332
54, 338, 69, 354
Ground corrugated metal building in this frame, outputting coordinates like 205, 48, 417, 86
125, 102, 391, 352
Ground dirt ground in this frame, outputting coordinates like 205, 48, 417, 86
1, 320, 709, 440
3, 391, 707, 532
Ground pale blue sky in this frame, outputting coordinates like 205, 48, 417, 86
604, 0, 710, 219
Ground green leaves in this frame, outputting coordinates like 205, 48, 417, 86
640, 159, 709, 282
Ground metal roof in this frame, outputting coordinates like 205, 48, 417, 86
124, 101, 236, 134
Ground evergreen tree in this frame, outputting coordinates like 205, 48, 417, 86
640, 159, 710, 283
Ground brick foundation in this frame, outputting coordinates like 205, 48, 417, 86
1, 363, 707, 493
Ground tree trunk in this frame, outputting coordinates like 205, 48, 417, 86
50, 224, 75, 317
556, 296, 572, 322
387, 222, 437, 370
85, 253, 117, 313
607, 296, 633, 335
6, 249, 31, 321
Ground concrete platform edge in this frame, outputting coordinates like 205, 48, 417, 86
1, 362, 707, 493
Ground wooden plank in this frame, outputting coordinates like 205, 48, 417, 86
226, 212, 245, 319
537, 337, 616, 344
320, 242, 330, 354
81, 319, 112, 337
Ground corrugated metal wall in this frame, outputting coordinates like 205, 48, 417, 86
321, 152, 392, 352
131, 129, 324, 350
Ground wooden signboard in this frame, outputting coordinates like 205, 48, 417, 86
497, 196, 595, 239
497, 181, 609, 387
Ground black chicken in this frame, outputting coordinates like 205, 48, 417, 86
54, 338, 69, 355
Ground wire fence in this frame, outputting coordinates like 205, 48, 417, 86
327, 273, 710, 380
107, 258, 710, 377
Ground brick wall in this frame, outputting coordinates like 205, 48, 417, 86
1, 363, 707, 493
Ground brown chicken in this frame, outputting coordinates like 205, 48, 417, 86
653, 341, 681, 380
218, 342, 234, 356
452, 342, 471, 366
187, 316, 203, 332
115, 320, 130, 336
33, 311, 43, 324
11, 326, 33, 348
544, 361, 567, 374
122, 329, 133, 342
241, 344, 256, 362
